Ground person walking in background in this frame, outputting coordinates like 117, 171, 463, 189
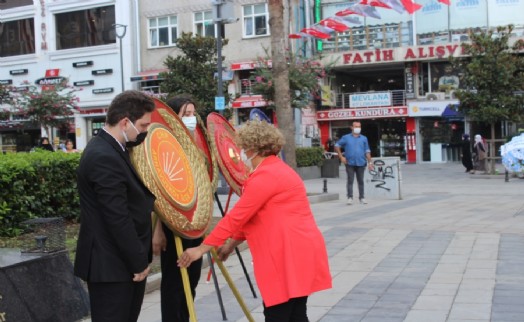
335, 121, 374, 205
178, 121, 332, 322
74, 90, 156, 322
152, 95, 203, 322
473, 134, 487, 174
461, 134, 474, 173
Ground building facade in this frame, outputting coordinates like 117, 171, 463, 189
316, 0, 524, 163
2, 0, 522, 160
0, 0, 143, 151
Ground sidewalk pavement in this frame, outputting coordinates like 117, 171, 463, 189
90, 162, 524, 322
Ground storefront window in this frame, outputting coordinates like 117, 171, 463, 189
55, 6, 116, 50
419, 117, 464, 162
0, 18, 35, 57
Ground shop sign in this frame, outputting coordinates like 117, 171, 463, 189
405, 65, 416, 99
35, 76, 66, 86
342, 44, 465, 65
73, 61, 94, 68
316, 106, 408, 121
74, 80, 94, 86
350, 92, 391, 108
92, 88, 114, 94
0, 80, 12, 85
92, 69, 113, 75
10, 69, 28, 75
230, 60, 272, 71
408, 100, 459, 116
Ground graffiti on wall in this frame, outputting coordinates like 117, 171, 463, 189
364, 157, 401, 200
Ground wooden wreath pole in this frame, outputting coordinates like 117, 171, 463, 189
175, 236, 198, 322
210, 248, 255, 322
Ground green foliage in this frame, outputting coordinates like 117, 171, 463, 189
250, 49, 331, 109
159, 32, 230, 119
451, 25, 524, 124
0, 151, 81, 237
296, 147, 324, 167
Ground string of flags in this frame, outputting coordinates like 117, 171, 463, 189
289, 0, 451, 39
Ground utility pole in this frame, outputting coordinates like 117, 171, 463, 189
212, 0, 237, 112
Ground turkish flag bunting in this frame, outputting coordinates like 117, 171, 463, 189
399, 0, 422, 13
437, 0, 451, 5
319, 18, 349, 32
301, 28, 331, 39
360, 0, 392, 9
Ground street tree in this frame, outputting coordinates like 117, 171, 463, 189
268, 0, 296, 169
452, 25, 524, 173
250, 49, 328, 110
160, 32, 229, 118
9, 81, 79, 140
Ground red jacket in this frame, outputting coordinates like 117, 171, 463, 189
204, 155, 332, 306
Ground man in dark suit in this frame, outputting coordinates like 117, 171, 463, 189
74, 90, 156, 322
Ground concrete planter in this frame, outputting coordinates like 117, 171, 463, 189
296, 166, 321, 180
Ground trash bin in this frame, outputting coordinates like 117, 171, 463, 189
321, 158, 340, 178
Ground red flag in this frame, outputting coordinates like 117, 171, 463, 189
289, 33, 303, 39
301, 28, 331, 39
319, 18, 349, 32
45, 69, 60, 77
437, 0, 451, 5
336, 8, 360, 16
361, 0, 392, 9
399, 0, 422, 13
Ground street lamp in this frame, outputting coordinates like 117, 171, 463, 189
113, 24, 127, 93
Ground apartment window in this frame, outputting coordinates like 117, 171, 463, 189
0, 18, 35, 57
194, 11, 215, 37
55, 5, 116, 50
243, 3, 269, 37
149, 16, 178, 47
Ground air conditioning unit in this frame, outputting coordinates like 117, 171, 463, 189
425, 92, 446, 100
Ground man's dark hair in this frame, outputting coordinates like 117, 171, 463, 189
106, 90, 155, 125
166, 94, 195, 115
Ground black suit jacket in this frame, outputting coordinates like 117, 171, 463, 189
74, 130, 155, 282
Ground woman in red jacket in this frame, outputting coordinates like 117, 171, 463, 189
178, 120, 332, 322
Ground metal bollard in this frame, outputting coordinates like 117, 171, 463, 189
323, 179, 328, 193
505, 170, 509, 182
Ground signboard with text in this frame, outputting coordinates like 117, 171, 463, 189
316, 106, 408, 121
350, 92, 391, 108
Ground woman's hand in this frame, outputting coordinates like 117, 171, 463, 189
217, 243, 235, 262
178, 244, 212, 268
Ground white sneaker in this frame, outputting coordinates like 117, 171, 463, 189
360, 198, 368, 204
347, 198, 353, 205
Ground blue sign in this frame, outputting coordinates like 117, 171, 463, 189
215, 96, 225, 110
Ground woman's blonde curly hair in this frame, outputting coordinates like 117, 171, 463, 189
236, 121, 285, 157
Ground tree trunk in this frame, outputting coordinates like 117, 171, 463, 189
268, 0, 297, 169
489, 123, 496, 174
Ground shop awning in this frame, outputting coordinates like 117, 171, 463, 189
232, 95, 268, 108
130, 69, 167, 82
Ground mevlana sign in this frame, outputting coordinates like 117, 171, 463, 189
350, 92, 391, 108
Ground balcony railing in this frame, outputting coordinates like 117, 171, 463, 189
334, 90, 406, 109
323, 22, 412, 53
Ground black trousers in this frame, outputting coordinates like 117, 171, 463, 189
87, 280, 146, 322
160, 222, 203, 322
263, 296, 309, 322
